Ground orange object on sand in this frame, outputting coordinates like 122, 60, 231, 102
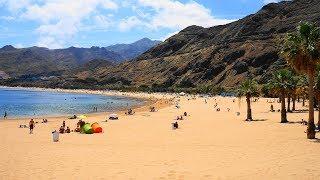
91, 122, 103, 133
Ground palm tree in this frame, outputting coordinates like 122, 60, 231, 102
296, 75, 308, 107
281, 22, 320, 139
315, 71, 320, 129
290, 75, 301, 111
268, 69, 293, 123
286, 76, 294, 113
237, 79, 258, 121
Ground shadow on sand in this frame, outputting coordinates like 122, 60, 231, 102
246, 119, 267, 122
311, 138, 320, 143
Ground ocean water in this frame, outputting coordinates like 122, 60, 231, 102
0, 88, 144, 118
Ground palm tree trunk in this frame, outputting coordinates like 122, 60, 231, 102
292, 95, 296, 111
307, 74, 316, 139
280, 90, 288, 123
287, 96, 291, 112
318, 100, 320, 130
246, 95, 252, 121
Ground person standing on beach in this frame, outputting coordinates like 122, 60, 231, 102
4, 111, 7, 119
29, 119, 35, 134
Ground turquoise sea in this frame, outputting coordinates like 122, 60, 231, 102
0, 87, 144, 118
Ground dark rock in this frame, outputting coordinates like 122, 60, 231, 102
222, 50, 246, 64
233, 61, 248, 75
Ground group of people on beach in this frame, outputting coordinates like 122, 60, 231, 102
125, 108, 135, 115
59, 121, 71, 134
93, 107, 98, 112
172, 112, 188, 129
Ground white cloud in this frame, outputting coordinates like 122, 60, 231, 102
263, 0, 280, 4
0, 0, 234, 48
1, 0, 118, 48
15, 43, 24, 48
93, 15, 113, 29
161, 31, 180, 41
0, 16, 15, 21
118, 0, 233, 32
0, 0, 32, 12
22, 0, 118, 23
119, 16, 146, 31
37, 36, 64, 49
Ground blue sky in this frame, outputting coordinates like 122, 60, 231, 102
0, 0, 280, 49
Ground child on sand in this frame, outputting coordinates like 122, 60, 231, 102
29, 119, 35, 134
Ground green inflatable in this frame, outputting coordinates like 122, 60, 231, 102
82, 123, 93, 134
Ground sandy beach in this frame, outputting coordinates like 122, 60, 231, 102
0, 92, 320, 180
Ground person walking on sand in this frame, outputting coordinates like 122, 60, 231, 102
29, 119, 35, 134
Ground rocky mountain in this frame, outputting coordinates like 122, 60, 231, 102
2, 0, 320, 91
105, 38, 161, 60
89, 0, 320, 90
0, 38, 159, 78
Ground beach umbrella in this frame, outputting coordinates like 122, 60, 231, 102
78, 115, 88, 119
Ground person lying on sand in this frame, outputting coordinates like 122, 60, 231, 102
69, 115, 77, 119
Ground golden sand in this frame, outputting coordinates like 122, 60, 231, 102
0, 93, 319, 180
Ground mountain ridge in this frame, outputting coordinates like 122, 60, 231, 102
1, 0, 320, 91
87, 0, 319, 90
0, 38, 160, 78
